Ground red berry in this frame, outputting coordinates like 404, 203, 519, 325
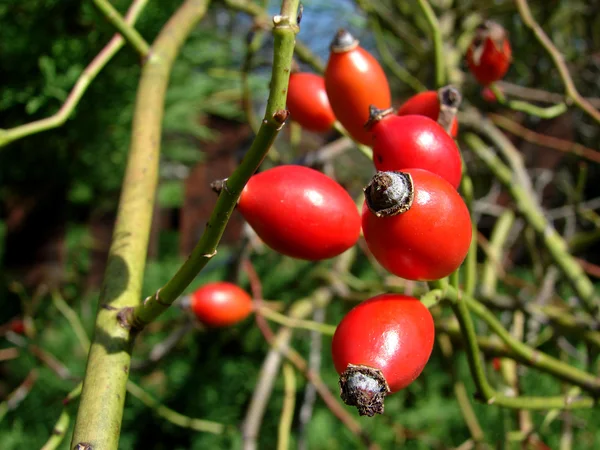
191, 282, 253, 327
362, 169, 472, 281
325, 29, 391, 145
492, 357, 502, 372
332, 293, 435, 416
368, 109, 462, 189
286, 73, 336, 132
466, 21, 512, 85
237, 165, 361, 260
481, 87, 498, 103
397, 89, 459, 138
9, 318, 25, 335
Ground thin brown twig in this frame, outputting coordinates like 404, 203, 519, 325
0, 369, 39, 421
489, 113, 600, 164
515, 0, 600, 124
496, 81, 600, 108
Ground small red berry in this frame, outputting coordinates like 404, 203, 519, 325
492, 357, 502, 372
191, 282, 253, 327
367, 107, 462, 189
325, 29, 391, 145
286, 72, 336, 132
332, 293, 435, 416
9, 318, 25, 335
396, 87, 460, 138
236, 165, 361, 260
466, 21, 512, 85
362, 169, 472, 281
481, 87, 498, 103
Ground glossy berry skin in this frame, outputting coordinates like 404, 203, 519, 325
238, 165, 361, 261
191, 282, 253, 327
286, 73, 336, 132
325, 30, 391, 145
371, 114, 462, 189
362, 169, 472, 281
397, 91, 459, 138
332, 294, 435, 393
466, 21, 512, 85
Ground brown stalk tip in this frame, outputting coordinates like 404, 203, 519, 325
339, 364, 391, 417
210, 178, 228, 194
437, 86, 461, 134
475, 20, 508, 53
364, 105, 395, 130
330, 29, 359, 53
438, 85, 462, 110
364, 171, 414, 218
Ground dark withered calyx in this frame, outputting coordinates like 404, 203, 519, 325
364, 171, 414, 218
339, 364, 391, 417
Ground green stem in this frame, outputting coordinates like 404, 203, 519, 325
332, 121, 372, 160
447, 289, 596, 409
277, 364, 296, 450
460, 173, 477, 296
41, 410, 71, 450
42, 383, 83, 450
489, 84, 568, 119
128, 1, 301, 329
370, 17, 426, 93
258, 306, 337, 335
51, 290, 91, 353
506, 100, 567, 119
126, 381, 226, 434
414, 0, 445, 87
93, 0, 150, 57
0, 0, 149, 149
356, 0, 424, 51
444, 286, 600, 395
463, 128, 599, 318
480, 211, 515, 298
70, 2, 211, 449
514, 0, 600, 125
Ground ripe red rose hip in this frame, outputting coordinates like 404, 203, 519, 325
362, 169, 472, 281
367, 107, 462, 189
332, 293, 435, 416
286, 72, 336, 132
466, 21, 512, 85
396, 86, 461, 138
236, 165, 361, 260
325, 29, 391, 145
191, 282, 253, 327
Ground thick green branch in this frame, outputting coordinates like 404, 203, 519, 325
93, 0, 150, 57
0, 0, 148, 149
127, 1, 300, 329
70, 2, 211, 449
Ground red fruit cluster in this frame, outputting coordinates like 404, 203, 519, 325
194, 21, 512, 416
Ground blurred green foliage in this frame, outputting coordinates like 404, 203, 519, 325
0, 0, 266, 209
